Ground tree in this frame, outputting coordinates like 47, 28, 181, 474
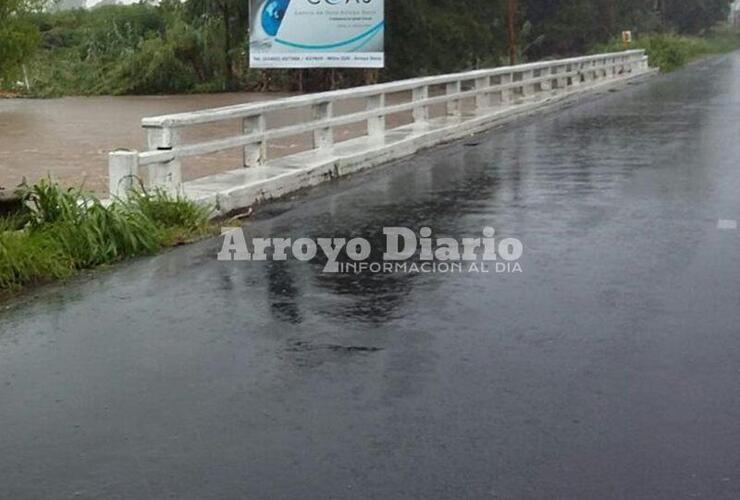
184, 0, 247, 89
664, 0, 730, 34
507, 0, 517, 64
0, 0, 40, 81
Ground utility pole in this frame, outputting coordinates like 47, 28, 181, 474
507, 0, 517, 65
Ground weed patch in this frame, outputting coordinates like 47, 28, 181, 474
0, 181, 213, 294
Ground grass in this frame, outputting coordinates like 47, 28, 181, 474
594, 26, 740, 72
0, 180, 213, 295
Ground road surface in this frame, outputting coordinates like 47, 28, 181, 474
2, 53, 740, 499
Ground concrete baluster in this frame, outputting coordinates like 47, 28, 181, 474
558, 65, 568, 91
542, 68, 553, 92
500, 73, 513, 105
367, 94, 386, 140
313, 102, 334, 150
243, 114, 266, 167
412, 86, 429, 126
522, 70, 534, 98
446, 81, 462, 118
475, 77, 489, 110
146, 126, 182, 193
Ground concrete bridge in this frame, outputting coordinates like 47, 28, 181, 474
109, 50, 652, 215
5, 51, 740, 499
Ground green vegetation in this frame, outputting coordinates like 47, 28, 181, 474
0, 0, 40, 83
0, 181, 212, 293
595, 27, 740, 72
26, 1, 240, 95
1, 0, 738, 94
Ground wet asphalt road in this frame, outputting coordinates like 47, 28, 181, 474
2, 53, 740, 499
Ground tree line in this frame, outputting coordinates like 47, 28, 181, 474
0, 0, 734, 95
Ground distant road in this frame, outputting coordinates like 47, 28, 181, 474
1, 52, 740, 499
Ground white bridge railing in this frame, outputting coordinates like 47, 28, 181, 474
109, 50, 649, 198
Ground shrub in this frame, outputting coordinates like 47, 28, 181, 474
594, 30, 740, 72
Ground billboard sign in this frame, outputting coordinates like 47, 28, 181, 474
249, 0, 385, 68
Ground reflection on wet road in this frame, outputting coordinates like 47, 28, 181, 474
2, 53, 740, 499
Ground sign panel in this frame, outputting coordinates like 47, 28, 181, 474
249, 0, 385, 68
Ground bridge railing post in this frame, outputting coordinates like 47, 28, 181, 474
541, 68, 553, 93
475, 76, 490, 111
146, 126, 182, 193
313, 101, 334, 151
569, 63, 578, 88
243, 114, 266, 167
412, 85, 429, 127
583, 61, 593, 85
522, 70, 535, 98
108, 150, 139, 199
367, 93, 386, 140
500, 73, 512, 105
446, 81, 462, 118
557, 64, 568, 91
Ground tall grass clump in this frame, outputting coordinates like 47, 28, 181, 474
123, 188, 212, 244
0, 225, 72, 290
0, 181, 212, 294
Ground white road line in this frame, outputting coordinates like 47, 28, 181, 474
717, 219, 738, 230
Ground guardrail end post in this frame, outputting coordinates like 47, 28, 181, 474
108, 149, 139, 200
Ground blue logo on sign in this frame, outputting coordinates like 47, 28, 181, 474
261, 0, 291, 36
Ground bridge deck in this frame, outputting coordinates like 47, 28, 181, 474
184, 70, 654, 215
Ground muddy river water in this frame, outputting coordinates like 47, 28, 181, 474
0, 93, 290, 194
0, 90, 436, 195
